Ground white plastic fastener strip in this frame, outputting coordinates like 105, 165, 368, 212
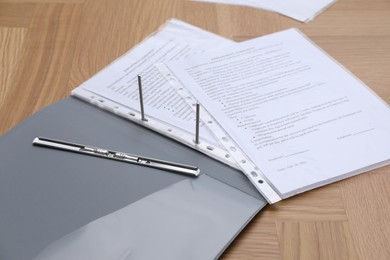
157, 64, 282, 204
71, 87, 240, 170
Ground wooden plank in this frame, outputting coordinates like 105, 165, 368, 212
215, 5, 283, 41
341, 169, 390, 260
0, 28, 27, 105
0, 3, 82, 134
262, 183, 347, 222
0, 3, 34, 27
276, 221, 359, 260
222, 218, 281, 260
68, 0, 176, 87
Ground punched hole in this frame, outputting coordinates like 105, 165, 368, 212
207, 146, 214, 151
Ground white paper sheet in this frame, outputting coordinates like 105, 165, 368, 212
191, 0, 336, 22
163, 28, 390, 198
74, 19, 234, 145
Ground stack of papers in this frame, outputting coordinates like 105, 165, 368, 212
159, 28, 390, 200
191, 0, 337, 22
73, 19, 390, 203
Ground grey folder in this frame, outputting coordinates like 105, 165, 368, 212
0, 97, 267, 260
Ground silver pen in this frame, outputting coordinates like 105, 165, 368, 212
32, 136, 200, 177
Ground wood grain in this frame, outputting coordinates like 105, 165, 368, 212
1, 0, 389, 259
0, 27, 27, 105
276, 221, 358, 260
0, 3, 82, 134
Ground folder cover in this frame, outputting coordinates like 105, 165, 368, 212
0, 97, 266, 259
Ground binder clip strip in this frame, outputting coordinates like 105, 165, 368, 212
71, 88, 240, 170
158, 64, 282, 204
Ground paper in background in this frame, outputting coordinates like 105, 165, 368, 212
190, 0, 337, 22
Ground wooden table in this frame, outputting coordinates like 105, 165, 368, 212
1, 0, 389, 259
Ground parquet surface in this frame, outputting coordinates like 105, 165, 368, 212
1, 1, 389, 259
